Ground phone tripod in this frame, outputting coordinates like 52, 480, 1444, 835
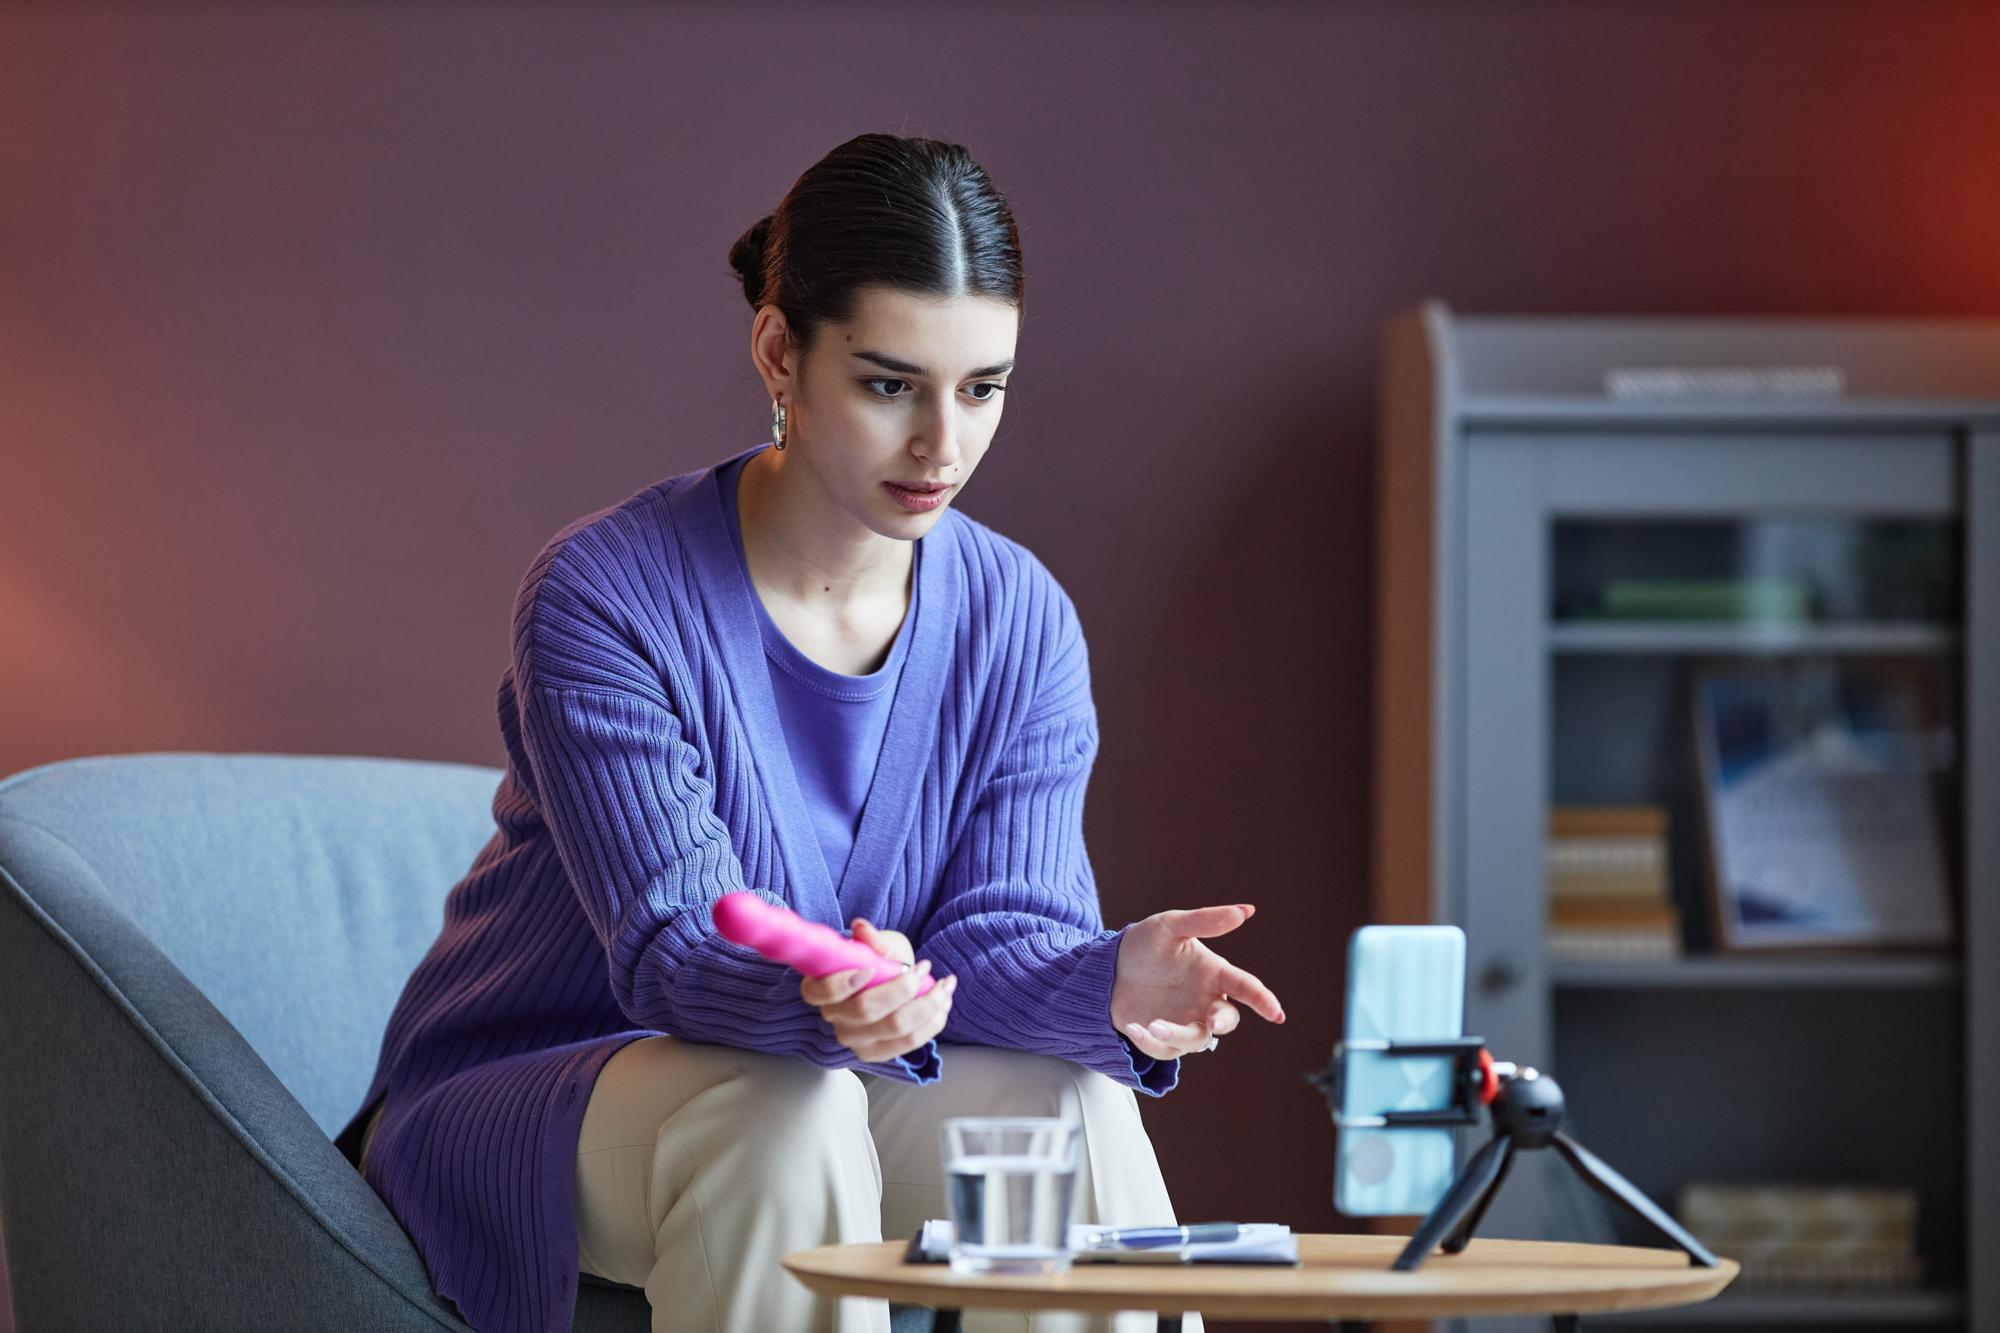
1311, 1037, 1718, 1272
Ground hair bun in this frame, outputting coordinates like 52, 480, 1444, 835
728, 213, 775, 308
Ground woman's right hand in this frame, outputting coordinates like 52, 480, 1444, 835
799, 917, 957, 1063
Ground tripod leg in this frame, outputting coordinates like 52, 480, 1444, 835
1393, 1134, 1514, 1272
1549, 1131, 1718, 1267
1443, 1137, 1515, 1254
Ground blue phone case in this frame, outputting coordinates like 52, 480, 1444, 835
1334, 925, 1465, 1216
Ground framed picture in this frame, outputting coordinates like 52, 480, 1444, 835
1688, 657, 1956, 952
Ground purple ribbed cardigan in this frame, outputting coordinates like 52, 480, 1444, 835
338, 440, 1178, 1333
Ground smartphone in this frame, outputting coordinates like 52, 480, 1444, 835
1333, 924, 1466, 1216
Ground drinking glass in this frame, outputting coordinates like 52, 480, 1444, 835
938, 1116, 1082, 1275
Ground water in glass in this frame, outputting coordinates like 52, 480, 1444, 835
940, 1117, 1081, 1275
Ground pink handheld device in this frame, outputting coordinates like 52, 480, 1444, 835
710, 892, 937, 996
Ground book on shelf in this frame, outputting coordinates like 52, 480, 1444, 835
1550, 805, 1669, 839
1548, 807, 1670, 891
1679, 1183, 1917, 1242
1594, 577, 1814, 622
1549, 898, 1679, 929
1727, 1240, 1924, 1288
1544, 866, 1668, 900
1677, 1183, 1923, 1289
1545, 927, 1680, 962
1547, 803, 1681, 959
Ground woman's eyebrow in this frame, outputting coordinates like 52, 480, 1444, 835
853, 350, 1014, 378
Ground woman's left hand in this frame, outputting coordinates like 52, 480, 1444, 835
1110, 904, 1285, 1060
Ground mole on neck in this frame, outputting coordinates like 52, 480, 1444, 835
734, 446, 915, 620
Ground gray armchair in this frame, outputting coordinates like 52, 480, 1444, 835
0, 752, 928, 1331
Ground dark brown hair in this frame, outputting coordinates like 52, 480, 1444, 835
727, 132, 1025, 355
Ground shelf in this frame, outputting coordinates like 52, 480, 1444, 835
1592, 1285, 1963, 1325
1462, 391, 2000, 432
1550, 954, 1961, 990
1547, 621, 1958, 656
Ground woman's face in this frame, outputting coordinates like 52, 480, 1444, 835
754, 284, 1017, 541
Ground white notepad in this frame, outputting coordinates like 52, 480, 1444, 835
909, 1219, 1299, 1265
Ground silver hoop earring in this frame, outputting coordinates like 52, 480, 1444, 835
770, 397, 788, 451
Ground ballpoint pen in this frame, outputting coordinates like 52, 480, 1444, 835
1079, 1222, 1242, 1249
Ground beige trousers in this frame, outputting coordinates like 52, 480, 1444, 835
566, 1036, 1205, 1333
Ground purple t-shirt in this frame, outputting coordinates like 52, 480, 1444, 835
716, 452, 917, 898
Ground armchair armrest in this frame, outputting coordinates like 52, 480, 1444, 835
0, 814, 473, 1330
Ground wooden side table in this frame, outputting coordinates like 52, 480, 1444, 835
784, 1233, 1737, 1332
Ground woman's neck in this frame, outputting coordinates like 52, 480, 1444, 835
734, 445, 913, 614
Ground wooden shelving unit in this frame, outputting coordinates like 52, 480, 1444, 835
1371, 302, 2000, 1332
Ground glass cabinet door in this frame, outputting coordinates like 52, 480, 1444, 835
1458, 429, 1966, 1320
1549, 513, 1962, 958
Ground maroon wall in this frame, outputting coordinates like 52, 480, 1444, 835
4, 4, 1998, 1329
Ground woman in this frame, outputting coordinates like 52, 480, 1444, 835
337, 132, 1285, 1333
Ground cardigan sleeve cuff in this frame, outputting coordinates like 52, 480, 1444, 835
1119, 1035, 1181, 1097
882, 1038, 943, 1084
813, 1036, 941, 1085
1064, 927, 1180, 1097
